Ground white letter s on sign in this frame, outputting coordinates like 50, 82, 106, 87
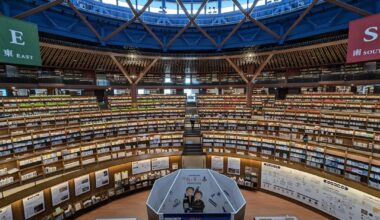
364, 26, 379, 42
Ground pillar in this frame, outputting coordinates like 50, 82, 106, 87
131, 83, 137, 106
246, 82, 253, 108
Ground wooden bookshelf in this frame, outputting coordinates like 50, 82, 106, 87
255, 108, 380, 131
0, 131, 183, 191
3, 153, 182, 220
197, 95, 247, 108
108, 95, 186, 109
198, 107, 252, 118
0, 96, 99, 118
201, 130, 380, 189
200, 118, 380, 153
0, 108, 186, 136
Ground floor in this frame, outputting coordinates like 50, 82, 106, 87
76, 190, 328, 220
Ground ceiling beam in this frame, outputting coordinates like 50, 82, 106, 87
14, 0, 64, 19
135, 58, 159, 84
282, 0, 319, 41
102, 0, 153, 42
166, 0, 208, 50
177, 0, 218, 48
67, 1, 102, 42
126, 0, 164, 48
110, 55, 133, 84
325, 0, 372, 16
225, 58, 249, 83
40, 39, 348, 60
251, 54, 273, 83
232, 0, 280, 40
219, 0, 259, 49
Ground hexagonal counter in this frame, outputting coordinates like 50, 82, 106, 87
146, 169, 246, 220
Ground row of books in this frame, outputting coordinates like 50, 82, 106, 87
202, 131, 380, 189
201, 118, 380, 153
259, 108, 380, 130
0, 108, 186, 134
0, 118, 185, 157
0, 132, 183, 189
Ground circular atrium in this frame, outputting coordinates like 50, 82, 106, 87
0, 0, 380, 220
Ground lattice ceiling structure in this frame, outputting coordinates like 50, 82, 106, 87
2, 0, 376, 86
6, 0, 375, 51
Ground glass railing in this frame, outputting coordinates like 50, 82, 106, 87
69, 0, 317, 26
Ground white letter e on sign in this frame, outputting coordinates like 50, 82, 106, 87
9, 29, 25, 46
363, 26, 379, 43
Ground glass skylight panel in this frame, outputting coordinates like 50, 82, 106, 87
102, 0, 117, 5
166, 2, 177, 14
221, 0, 234, 13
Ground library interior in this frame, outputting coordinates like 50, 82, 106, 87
0, 0, 380, 219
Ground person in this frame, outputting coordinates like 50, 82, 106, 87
190, 114, 195, 130
191, 190, 205, 213
303, 134, 309, 143
183, 187, 194, 213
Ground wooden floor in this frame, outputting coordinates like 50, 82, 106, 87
76, 190, 328, 220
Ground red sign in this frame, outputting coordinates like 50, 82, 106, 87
346, 14, 380, 63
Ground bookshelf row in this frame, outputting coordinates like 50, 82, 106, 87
257, 108, 380, 130
200, 118, 380, 152
0, 108, 185, 135
0, 96, 99, 118
0, 131, 183, 190
267, 100, 380, 113
286, 93, 380, 102
108, 95, 186, 109
202, 131, 380, 189
198, 107, 252, 118
0, 118, 185, 158
3, 154, 181, 220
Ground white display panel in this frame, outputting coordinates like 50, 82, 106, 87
51, 181, 70, 206
152, 157, 169, 171
132, 159, 151, 175
22, 191, 45, 219
158, 169, 234, 214
147, 170, 179, 211
227, 157, 240, 175
95, 169, 109, 188
0, 205, 13, 220
74, 174, 91, 196
211, 156, 224, 173
261, 162, 380, 220
212, 171, 245, 211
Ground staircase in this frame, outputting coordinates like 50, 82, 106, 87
183, 106, 204, 155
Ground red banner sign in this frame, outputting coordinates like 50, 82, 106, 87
346, 14, 380, 63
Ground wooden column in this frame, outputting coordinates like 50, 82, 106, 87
131, 83, 137, 106
246, 82, 253, 108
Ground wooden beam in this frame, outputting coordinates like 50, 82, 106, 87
251, 54, 273, 83
126, 0, 164, 48
325, 0, 372, 16
232, 0, 280, 39
225, 58, 249, 83
135, 58, 159, 84
102, 0, 153, 42
177, 0, 218, 48
67, 1, 102, 41
219, 0, 260, 49
40, 39, 348, 61
282, 0, 319, 40
14, 0, 64, 19
110, 55, 133, 84
166, 0, 208, 49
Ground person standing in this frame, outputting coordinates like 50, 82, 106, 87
190, 114, 196, 130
